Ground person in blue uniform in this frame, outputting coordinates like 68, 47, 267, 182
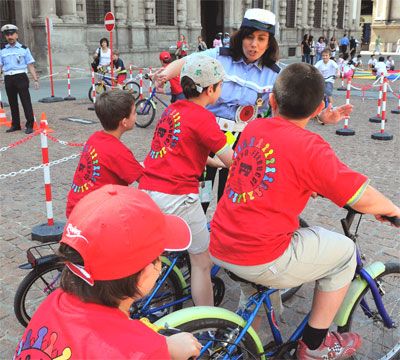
0, 24, 39, 134
154, 8, 353, 212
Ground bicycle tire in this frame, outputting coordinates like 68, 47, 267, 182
337, 262, 400, 360
123, 81, 141, 101
88, 83, 106, 103
14, 261, 64, 327
130, 265, 184, 320
135, 99, 156, 128
177, 317, 261, 359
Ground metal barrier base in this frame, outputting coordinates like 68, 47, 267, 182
31, 221, 65, 243
371, 132, 393, 141
336, 128, 355, 136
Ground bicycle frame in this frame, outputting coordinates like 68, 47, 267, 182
130, 251, 221, 319
194, 212, 395, 360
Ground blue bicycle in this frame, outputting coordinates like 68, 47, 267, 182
154, 209, 400, 359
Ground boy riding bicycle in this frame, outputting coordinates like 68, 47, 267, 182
139, 55, 234, 308
16, 185, 201, 359
209, 63, 400, 359
314, 49, 339, 106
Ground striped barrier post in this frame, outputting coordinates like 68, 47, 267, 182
336, 77, 355, 136
129, 64, 133, 81
64, 66, 76, 101
88, 70, 96, 111
31, 112, 65, 242
371, 77, 393, 141
369, 73, 384, 123
139, 68, 143, 99
148, 66, 153, 93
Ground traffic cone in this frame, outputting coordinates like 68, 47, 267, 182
0, 108, 11, 127
39, 112, 54, 133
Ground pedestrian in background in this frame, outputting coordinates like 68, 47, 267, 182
309, 35, 315, 65
197, 36, 207, 52
213, 33, 222, 48
339, 33, 349, 55
175, 34, 188, 59
93, 37, 111, 71
329, 37, 338, 58
222, 32, 231, 47
0, 24, 39, 134
301, 34, 311, 64
374, 35, 382, 55
315, 36, 326, 62
386, 56, 395, 71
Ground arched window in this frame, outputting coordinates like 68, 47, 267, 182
156, 0, 175, 26
86, 0, 111, 25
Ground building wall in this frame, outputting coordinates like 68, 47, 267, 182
11, 0, 364, 74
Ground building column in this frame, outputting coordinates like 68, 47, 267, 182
127, 0, 144, 26
186, 0, 201, 28
37, 0, 60, 20
301, 0, 309, 30
60, 0, 81, 23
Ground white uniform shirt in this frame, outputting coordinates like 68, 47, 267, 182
315, 59, 338, 83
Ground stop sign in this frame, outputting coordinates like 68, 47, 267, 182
104, 12, 115, 32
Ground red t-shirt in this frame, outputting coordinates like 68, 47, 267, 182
15, 289, 170, 359
66, 131, 143, 217
176, 40, 188, 56
210, 117, 368, 266
162, 64, 183, 95
139, 100, 227, 194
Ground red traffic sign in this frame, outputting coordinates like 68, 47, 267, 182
104, 12, 115, 32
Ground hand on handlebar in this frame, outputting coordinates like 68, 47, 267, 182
166, 332, 202, 360
375, 214, 400, 227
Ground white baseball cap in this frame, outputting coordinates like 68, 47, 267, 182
241, 9, 276, 35
181, 55, 226, 93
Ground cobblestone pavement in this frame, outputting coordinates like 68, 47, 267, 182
0, 80, 399, 357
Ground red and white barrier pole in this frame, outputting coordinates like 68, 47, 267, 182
31, 113, 66, 242
148, 66, 153, 93
88, 70, 96, 111
39, 114, 54, 226
372, 77, 393, 140
336, 77, 355, 136
129, 64, 133, 81
369, 73, 383, 122
139, 68, 143, 99
64, 66, 76, 101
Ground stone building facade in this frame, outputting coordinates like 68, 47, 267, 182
1, 0, 365, 74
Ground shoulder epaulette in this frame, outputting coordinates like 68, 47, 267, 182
268, 63, 281, 74
0, 43, 6, 49
21, 45, 27, 49
218, 47, 231, 56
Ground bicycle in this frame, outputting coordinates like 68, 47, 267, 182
135, 86, 170, 128
154, 209, 400, 359
14, 219, 308, 327
87, 67, 140, 102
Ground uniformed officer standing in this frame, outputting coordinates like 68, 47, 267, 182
0, 24, 39, 134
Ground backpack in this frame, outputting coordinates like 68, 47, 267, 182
91, 48, 101, 72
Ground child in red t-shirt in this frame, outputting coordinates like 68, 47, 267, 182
159, 50, 185, 103
210, 63, 400, 359
16, 185, 201, 359
66, 90, 143, 218
140, 55, 234, 307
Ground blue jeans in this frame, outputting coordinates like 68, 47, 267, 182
302, 54, 311, 64
316, 53, 322, 62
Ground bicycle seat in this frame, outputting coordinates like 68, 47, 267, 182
225, 269, 271, 292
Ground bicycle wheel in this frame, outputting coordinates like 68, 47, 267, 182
338, 262, 400, 360
123, 81, 141, 101
135, 99, 156, 128
14, 261, 63, 327
178, 317, 261, 359
88, 83, 106, 103
130, 265, 184, 320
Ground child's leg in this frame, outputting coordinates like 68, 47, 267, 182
189, 250, 214, 306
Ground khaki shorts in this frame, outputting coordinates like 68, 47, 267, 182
144, 191, 209, 255
211, 226, 357, 292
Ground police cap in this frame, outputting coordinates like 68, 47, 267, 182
1, 24, 18, 35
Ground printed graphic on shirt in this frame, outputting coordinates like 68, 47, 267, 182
71, 144, 100, 193
15, 326, 71, 360
225, 136, 276, 203
149, 108, 181, 159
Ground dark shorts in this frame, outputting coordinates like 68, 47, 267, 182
325, 82, 334, 96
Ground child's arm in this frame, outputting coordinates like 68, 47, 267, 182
166, 333, 201, 360
153, 58, 186, 90
207, 156, 226, 168
350, 185, 400, 224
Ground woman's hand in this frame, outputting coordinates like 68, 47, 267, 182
152, 67, 168, 92
319, 103, 353, 124
166, 332, 202, 360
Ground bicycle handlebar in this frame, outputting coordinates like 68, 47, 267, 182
381, 215, 400, 227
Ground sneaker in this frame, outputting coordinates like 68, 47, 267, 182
297, 331, 362, 359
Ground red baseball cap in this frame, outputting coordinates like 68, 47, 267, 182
61, 185, 191, 286
159, 51, 172, 62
